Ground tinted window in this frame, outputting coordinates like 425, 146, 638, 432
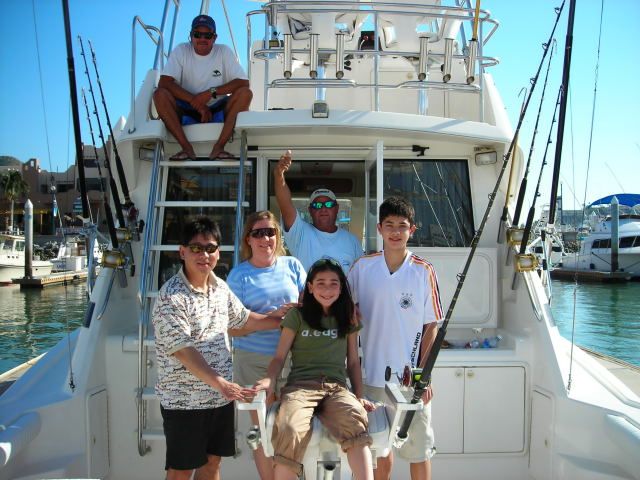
619, 236, 636, 248
384, 160, 474, 247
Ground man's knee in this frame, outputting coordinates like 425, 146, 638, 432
230, 86, 253, 110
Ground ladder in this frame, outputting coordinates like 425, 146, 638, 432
135, 134, 251, 454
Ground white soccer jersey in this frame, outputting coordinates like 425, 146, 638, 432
348, 251, 443, 387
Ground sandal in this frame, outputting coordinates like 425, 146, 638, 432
208, 150, 236, 160
169, 150, 196, 161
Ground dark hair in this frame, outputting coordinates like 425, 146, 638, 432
379, 196, 415, 225
180, 217, 222, 246
301, 258, 355, 338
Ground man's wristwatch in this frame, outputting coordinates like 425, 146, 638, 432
209, 87, 217, 99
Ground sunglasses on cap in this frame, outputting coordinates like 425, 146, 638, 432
310, 258, 342, 269
249, 227, 277, 238
309, 200, 336, 210
192, 31, 215, 39
185, 243, 219, 254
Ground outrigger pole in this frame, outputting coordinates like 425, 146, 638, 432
61, 0, 89, 220
497, 3, 565, 236
394, 1, 566, 444
80, 88, 120, 249
88, 40, 134, 210
548, 0, 577, 225
78, 36, 127, 230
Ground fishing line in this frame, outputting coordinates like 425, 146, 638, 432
394, 1, 567, 442
568, 0, 604, 392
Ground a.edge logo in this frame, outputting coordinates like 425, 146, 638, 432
212, 70, 222, 77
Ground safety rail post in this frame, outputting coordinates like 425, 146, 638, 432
136, 141, 163, 456
233, 132, 248, 268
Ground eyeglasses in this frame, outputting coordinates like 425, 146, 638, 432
185, 243, 219, 254
192, 31, 215, 39
249, 227, 277, 238
309, 200, 336, 210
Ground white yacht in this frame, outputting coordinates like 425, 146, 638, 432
560, 195, 640, 278
1, 2, 638, 480
0, 231, 53, 284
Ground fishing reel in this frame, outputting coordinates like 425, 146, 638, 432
385, 365, 424, 388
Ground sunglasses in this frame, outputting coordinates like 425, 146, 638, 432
192, 31, 215, 39
185, 243, 219, 254
249, 227, 277, 238
309, 200, 336, 210
311, 258, 342, 269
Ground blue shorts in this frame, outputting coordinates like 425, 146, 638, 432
176, 96, 228, 125
161, 402, 236, 470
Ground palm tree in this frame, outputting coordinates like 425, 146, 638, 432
0, 170, 29, 233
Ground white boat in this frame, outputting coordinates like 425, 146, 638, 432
1, 2, 639, 480
0, 231, 53, 284
560, 195, 640, 278
50, 237, 103, 273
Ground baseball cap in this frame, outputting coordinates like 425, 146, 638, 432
309, 188, 337, 203
191, 15, 216, 32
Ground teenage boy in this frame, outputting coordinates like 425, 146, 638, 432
347, 196, 443, 480
152, 218, 289, 480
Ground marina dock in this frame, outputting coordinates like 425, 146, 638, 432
12, 269, 88, 289
550, 268, 632, 283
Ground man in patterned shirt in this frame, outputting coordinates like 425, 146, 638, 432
152, 218, 290, 480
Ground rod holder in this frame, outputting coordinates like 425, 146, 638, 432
442, 38, 454, 83
335, 33, 345, 79
466, 39, 478, 84
283, 34, 292, 79
309, 34, 319, 79
418, 36, 429, 81
246, 426, 261, 451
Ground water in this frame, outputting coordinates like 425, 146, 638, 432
0, 283, 86, 373
0, 279, 638, 374
549, 279, 640, 367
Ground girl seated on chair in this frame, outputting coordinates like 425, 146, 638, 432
255, 258, 375, 480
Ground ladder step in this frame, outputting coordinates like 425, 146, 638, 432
155, 201, 248, 208
159, 160, 249, 168
150, 244, 234, 252
141, 428, 165, 441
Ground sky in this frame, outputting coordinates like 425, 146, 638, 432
0, 0, 638, 213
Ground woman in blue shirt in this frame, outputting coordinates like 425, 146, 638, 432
227, 210, 306, 479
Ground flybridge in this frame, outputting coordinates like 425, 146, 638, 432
245, 0, 500, 121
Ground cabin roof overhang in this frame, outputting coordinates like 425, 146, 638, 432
236, 110, 513, 146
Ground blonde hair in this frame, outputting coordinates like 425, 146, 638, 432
240, 210, 286, 261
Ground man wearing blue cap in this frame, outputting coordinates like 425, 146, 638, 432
154, 14, 252, 160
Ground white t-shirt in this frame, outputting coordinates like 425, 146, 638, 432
347, 251, 443, 387
162, 42, 247, 94
283, 211, 363, 273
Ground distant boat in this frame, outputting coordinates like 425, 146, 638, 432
0, 231, 53, 284
559, 194, 640, 278
50, 236, 103, 273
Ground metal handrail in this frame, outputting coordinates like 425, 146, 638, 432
136, 141, 163, 456
247, 1, 499, 117
130, 17, 164, 134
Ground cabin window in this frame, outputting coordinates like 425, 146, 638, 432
619, 236, 636, 248
383, 160, 474, 247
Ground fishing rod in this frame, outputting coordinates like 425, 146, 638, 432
498, 0, 565, 236
88, 40, 133, 211
78, 36, 126, 229
511, 39, 557, 227
393, 0, 566, 444
512, 86, 563, 290
80, 88, 120, 249
548, 0, 576, 227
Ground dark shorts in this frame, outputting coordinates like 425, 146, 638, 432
176, 97, 228, 125
161, 402, 236, 471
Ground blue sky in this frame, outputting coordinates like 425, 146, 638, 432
1, 0, 638, 212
